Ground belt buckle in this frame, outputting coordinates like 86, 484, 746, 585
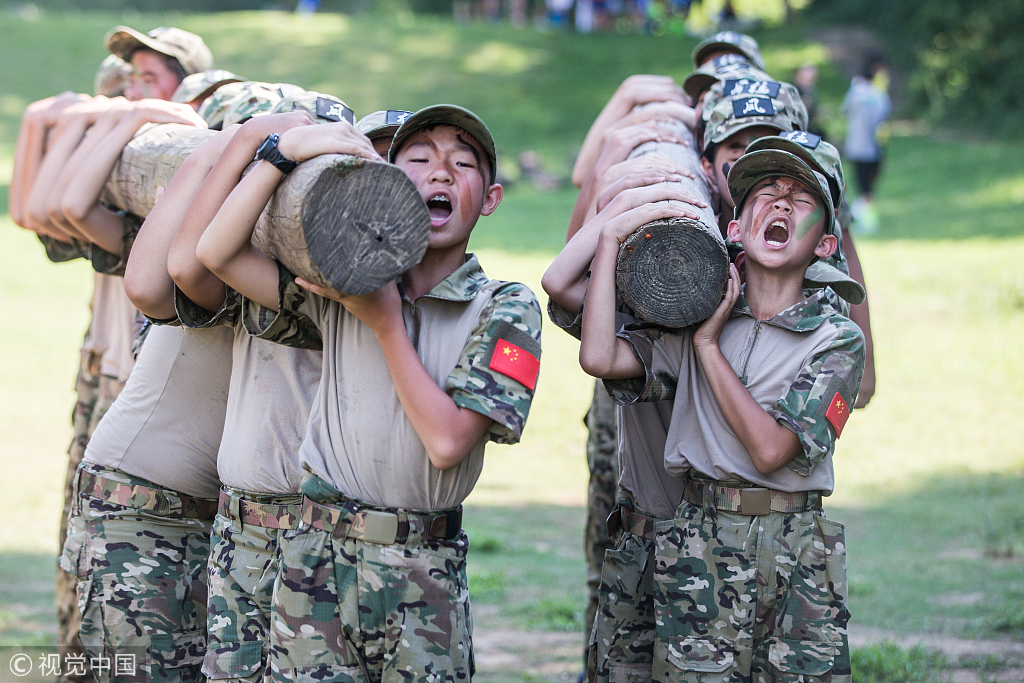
362, 510, 399, 545
740, 488, 771, 516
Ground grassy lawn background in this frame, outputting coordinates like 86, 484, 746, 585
1, 8, 1022, 677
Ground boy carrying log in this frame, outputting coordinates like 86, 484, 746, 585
579, 137, 865, 683
194, 105, 543, 683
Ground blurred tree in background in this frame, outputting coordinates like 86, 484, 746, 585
812, 0, 1024, 137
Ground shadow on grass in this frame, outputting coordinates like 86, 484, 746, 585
0, 551, 58, 646
832, 470, 1024, 639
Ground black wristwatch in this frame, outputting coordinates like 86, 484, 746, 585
255, 134, 298, 174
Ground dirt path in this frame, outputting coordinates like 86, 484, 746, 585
472, 624, 1024, 683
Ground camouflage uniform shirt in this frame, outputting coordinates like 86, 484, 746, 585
253, 254, 542, 511
608, 288, 864, 494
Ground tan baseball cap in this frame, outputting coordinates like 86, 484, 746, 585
105, 26, 214, 76
270, 91, 355, 125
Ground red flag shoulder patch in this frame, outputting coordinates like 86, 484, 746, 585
825, 391, 850, 437
489, 338, 540, 390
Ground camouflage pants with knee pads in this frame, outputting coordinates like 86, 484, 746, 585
61, 463, 214, 683
268, 473, 473, 683
650, 497, 851, 683
204, 488, 303, 683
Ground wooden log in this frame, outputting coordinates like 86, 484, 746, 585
101, 123, 431, 295
614, 117, 729, 328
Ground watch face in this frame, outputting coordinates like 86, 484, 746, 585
257, 133, 279, 159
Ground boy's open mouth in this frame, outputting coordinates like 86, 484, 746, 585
427, 194, 453, 224
764, 219, 790, 247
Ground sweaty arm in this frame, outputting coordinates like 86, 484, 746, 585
170, 114, 312, 313
692, 266, 802, 475
196, 115, 379, 311
572, 75, 688, 188
544, 181, 705, 313
842, 229, 875, 407
578, 202, 692, 379
61, 99, 203, 255
10, 93, 86, 230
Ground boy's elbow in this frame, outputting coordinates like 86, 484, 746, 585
427, 440, 471, 472
195, 240, 228, 277
579, 346, 611, 379
750, 444, 799, 475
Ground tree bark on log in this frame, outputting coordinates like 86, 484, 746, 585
100, 123, 431, 295
615, 117, 729, 328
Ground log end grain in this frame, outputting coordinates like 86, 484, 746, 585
301, 158, 430, 295
615, 218, 730, 328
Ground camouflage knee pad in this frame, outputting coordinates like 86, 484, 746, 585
268, 515, 473, 683
204, 489, 303, 682
588, 530, 657, 683
651, 502, 851, 683
60, 464, 213, 683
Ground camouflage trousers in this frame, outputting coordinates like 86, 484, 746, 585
204, 487, 303, 683
587, 491, 658, 683
60, 463, 215, 683
650, 494, 851, 683
58, 350, 126, 680
584, 381, 620, 666
268, 473, 473, 683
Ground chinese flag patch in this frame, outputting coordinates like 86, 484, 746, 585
489, 338, 540, 390
825, 391, 850, 437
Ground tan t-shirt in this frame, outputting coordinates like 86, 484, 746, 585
84, 323, 232, 499
256, 256, 543, 511
608, 290, 865, 495
81, 273, 141, 383
548, 300, 684, 519
176, 288, 321, 495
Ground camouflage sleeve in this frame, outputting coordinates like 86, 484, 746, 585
174, 284, 242, 329
547, 297, 583, 341
603, 324, 685, 405
447, 282, 543, 445
90, 211, 142, 276
37, 234, 90, 262
240, 261, 323, 351
769, 315, 865, 477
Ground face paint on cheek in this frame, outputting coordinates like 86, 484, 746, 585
795, 202, 824, 239
721, 162, 732, 178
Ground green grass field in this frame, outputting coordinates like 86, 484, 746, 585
1, 8, 1023, 681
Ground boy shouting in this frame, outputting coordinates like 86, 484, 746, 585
195, 106, 542, 683
580, 138, 864, 682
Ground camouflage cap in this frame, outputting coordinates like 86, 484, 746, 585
703, 78, 808, 131
198, 81, 309, 129
270, 91, 355, 125
171, 70, 243, 105
702, 91, 799, 150
94, 54, 132, 97
728, 146, 837, 235
105, 26, 214, 76
691, 31, 766, 71
746, 130, 845, 206
389, 104, 496, 179
357, 110, 414, 141
682, 55, 769, 101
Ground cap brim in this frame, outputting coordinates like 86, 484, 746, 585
364, 124, 402, 141
389, 104, 496, 174
804, 261, 866, 305
729, 148, 835, 234
745, 136, 842, 204
692, 40, 765, 71
106, 25, 173, 62
682, 71, 719, 99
